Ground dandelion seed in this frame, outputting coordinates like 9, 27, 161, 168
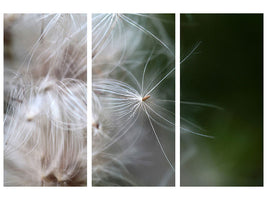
142, 95, 150, 101
92, 13, 175, 186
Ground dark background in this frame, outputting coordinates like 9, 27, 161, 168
180, 14, 263, 186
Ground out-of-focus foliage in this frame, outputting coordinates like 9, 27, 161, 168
181, 14, 263, 186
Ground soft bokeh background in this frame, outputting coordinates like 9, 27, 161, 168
180, 14, 263, 186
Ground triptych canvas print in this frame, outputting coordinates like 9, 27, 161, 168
3, 13, 263, 186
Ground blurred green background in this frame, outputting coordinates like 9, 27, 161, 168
180, 14, 263, 186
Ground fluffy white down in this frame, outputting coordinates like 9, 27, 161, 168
4, 14, 87, 186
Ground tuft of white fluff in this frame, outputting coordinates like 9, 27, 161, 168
4, 14, 87, 186
92, 14, 175, 186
